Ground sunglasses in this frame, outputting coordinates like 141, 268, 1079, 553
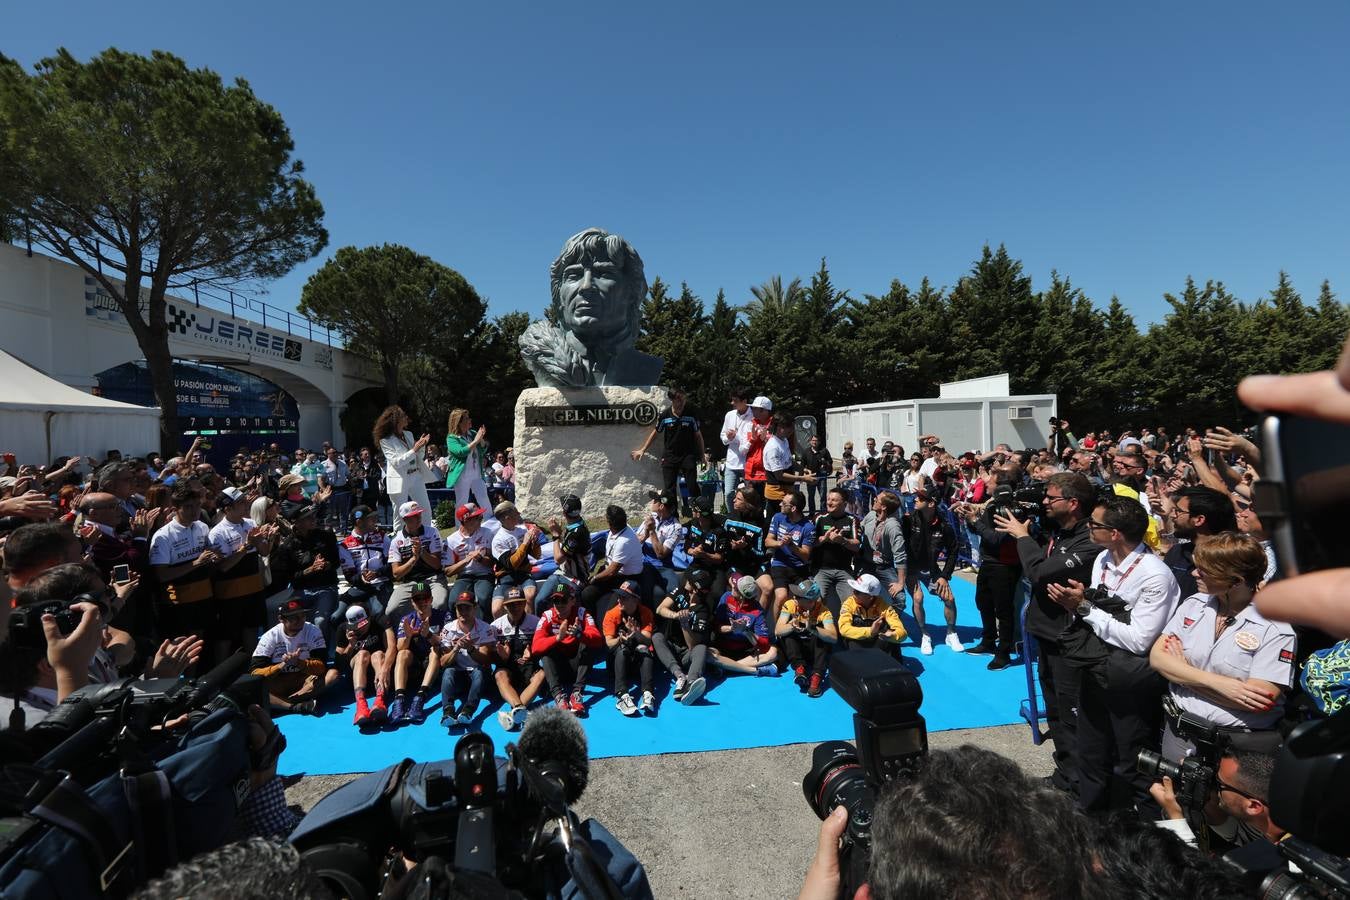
1087, 520, 1114, 531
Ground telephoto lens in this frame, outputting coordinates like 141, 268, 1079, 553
1136, 749, 1182, 783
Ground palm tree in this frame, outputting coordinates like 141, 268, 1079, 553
742, 275, 805, 319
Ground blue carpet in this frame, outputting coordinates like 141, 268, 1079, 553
277, 578, 1030, 775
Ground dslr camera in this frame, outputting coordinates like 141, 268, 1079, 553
802, 649, 927, 899
7, 593, 110, 650
989, 482, 1045, 523
1136, 708, 1223, 819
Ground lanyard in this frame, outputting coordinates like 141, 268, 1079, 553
1101, 551, 1145, 593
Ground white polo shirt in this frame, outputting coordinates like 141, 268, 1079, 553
606, 526, 645, 576
1079, 544, 1180, 655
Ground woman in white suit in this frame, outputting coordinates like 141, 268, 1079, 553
374, 405, 433, 532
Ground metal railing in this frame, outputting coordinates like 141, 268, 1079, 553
188, 283, 343, 347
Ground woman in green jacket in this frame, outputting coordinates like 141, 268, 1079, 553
445, 408, 492, 519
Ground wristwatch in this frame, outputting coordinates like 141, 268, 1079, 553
1075, 600, 1093, 617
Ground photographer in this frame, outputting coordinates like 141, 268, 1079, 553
1149, 533, 1295, 761
1150, 735, 1285, 850
1043, 496, 1180, 813
996, 471, 1099, 796
959, 468, 1023, 669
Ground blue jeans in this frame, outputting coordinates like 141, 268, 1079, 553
441, 666, 485, 717
724, 467, 744, 511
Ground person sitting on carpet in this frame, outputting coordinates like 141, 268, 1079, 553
490, 586, 546, 731
438, 592, 497, 731
775, 578, 837, 698
491, 501, 543, 617
838, 573, 907, 657
335, 603, 395, 728
532, 581, 604, 717
604, 579, 657, 717
390, 581, 446, 724
250, 597, 340, 715
653, 568, 716, 705
710, 575, 779, 677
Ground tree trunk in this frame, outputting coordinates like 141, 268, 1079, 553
143, 326, 180, 458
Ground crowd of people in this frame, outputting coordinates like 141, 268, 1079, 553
3, 356, 1348, 894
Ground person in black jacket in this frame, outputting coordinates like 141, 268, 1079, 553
993, 471, 1100, 797
902, 485, 960, 655
270, 504, 342, 652
961, 469, 1024, 670
1161, 486, 1236, 599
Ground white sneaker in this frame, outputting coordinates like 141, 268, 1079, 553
920, 634, 934, 655
497, 708, 515, 731
639, 691, 655, 714
946, 632, 965, 653
616, 692, 639, 716
681, 676, 706, 706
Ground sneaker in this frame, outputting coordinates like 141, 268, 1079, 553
512, 705, 527, 728
291, 699, 317, 716
680, 676, 706, 705
945, 633, 965, 653
353, 695, 371, 726
456, 702, 476, 725
967, 641, 997, 655
793, 665, 808, 689
639, 691, 655, 714
987, 653, 1012, 671
920, 634, 934, 656
616, 692, 639, 716
672, 676, 688, 701
808, 673, 825, 698
388, 696, 407, 723
497, 708, 516, 730
407, 694, 427, 724
367, 695, 388, 725
756, 664, 779, 677
569, 691, 588, 717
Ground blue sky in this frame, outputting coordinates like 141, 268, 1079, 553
7, 2, 1348, 326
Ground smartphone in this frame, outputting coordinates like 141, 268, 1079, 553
1255, 414, 1350, 576
112, 564, 131, 584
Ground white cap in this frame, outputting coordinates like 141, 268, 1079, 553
345, 605, 369, 624
751, 396, 773, 411
398, 500, 425, 519
734, 575, 759, 600
847, 573, 882, 596
219, 486, 245, 504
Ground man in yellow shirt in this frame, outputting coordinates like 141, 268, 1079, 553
838, 574, 907, 658
775, 579, 838, 698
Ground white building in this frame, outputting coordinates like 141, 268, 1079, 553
825, 374, 1057, 456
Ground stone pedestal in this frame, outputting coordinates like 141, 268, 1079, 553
513, 386, 669, 521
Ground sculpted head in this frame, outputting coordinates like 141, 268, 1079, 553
548, 228, 646, 350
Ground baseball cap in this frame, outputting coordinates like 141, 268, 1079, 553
410, 580, 432, 599
691, 495, 714, 514
456, 502, 484, 521
219, 486, 246, 505
750, 396, 773, 411
283, 503, 316, 523
734, 575, 758, 601
790, 579, 822, 601
549, 581, 575, 603
846, 574, 882, 596
279, 598, 306, 617
345, 605, 369, 625
560, 494, 582, 516
351, 505, 373, 521
615, 579, 642, 600
454, 591, 476, 608
1117, 437, 1144, 452
398, 500, 425, 520
687, 569, 714, 591
278, 473, 305, 491
648, 490, 675, 507
503, 586, 527, 604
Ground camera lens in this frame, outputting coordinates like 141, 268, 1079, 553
803, 741, 875, 843
1136, 749, 1181, 783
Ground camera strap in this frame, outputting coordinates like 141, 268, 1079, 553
121, 767, 177, 881
28, 774, 133, 892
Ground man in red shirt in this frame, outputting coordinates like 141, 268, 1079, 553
531, 582, 603, 715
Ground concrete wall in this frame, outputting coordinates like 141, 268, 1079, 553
0, 243, 381, 445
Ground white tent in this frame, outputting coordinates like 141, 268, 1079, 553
0, 350, 160, 464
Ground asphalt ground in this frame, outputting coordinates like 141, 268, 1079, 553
285, 722, 1053, 900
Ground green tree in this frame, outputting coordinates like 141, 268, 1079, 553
299, 244, 486, 405
0, 48, 327, 453
1141, 277, 1248, 428
1240, 272, 1316, 378
945, 245, 1040, 390
1309, 280, 1350, 371
744, 274, 806, 318
637, 278, 711, 411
